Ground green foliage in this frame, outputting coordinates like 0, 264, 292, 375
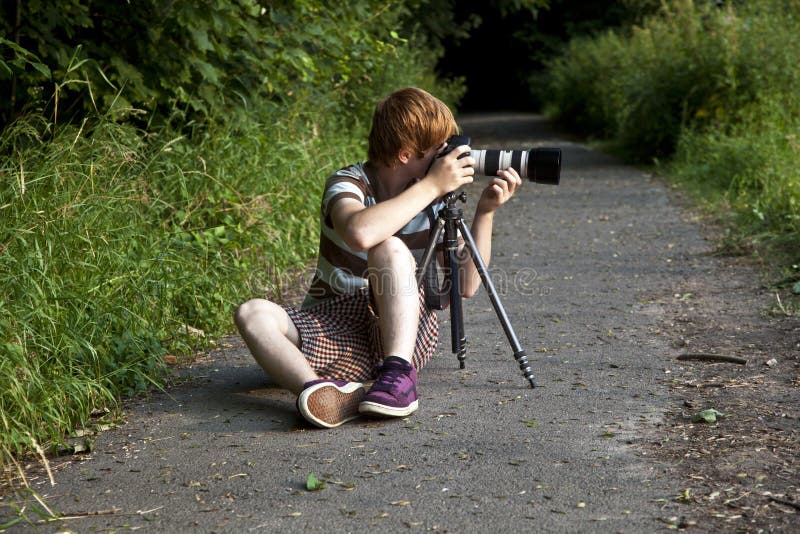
0, 0, 462, 128
672, 93, 800, 238
0, 104, 359, 457
543, 0, 800, 259
540, 32, 627, 136
546, 0, 754, 156
0, 0, 466, 460
0, 38, 51, 80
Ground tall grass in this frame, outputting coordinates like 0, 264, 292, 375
542, 0, 800, 264
1, 67, 460, 466
0, 108, 340, 459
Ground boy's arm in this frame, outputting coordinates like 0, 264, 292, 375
330, 181, 439, 252
331, 146, 474, 252
459, 167, 522, 297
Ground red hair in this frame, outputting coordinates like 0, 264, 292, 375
368, 87, 458, 167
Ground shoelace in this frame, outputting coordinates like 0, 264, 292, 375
370, 367, 408, 393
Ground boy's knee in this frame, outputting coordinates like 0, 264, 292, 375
368, 237, 414, 270
235, 299, 279, 331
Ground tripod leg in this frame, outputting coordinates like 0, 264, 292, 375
445, 246, 467, 368
416, 201, 468, 370
455, 218, 536, 387
442, 206, 467, 369
415, 218, 445, 287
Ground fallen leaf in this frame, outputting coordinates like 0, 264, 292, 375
179, 324, 205, 337
71, 441, 90, 453
306, 473, 326, 491
391, 500, 412, 506
691, 409, 725, 423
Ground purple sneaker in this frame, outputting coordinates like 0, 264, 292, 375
359, 357, 418, 417
296, 379, 366, 428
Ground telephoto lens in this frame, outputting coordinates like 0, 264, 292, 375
443, 135, 561, 185
471, 148, 561, 185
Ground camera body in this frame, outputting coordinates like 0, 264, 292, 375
440, 135, 561, 185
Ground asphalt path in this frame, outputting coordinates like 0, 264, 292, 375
9, 114, 704, 532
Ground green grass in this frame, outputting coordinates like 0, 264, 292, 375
1, 45, 463, 471
0, 105, 362, 463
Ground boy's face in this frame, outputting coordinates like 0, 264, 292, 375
405, 141, 447, 178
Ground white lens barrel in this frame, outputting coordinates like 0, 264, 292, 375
467, 146, 561, 184
470, 149, 529, 179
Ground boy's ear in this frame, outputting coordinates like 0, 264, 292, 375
397, 148, 412, 165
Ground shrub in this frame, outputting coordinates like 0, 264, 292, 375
543, 0, 800, 259
672, 92, 800, 238
0, 0, 465, 128
543, 32, 628, 137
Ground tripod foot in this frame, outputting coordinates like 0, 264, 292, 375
514, 350, 536, 388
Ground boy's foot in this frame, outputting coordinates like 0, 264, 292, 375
296, 379, 366, 428
359, 356, 418, 417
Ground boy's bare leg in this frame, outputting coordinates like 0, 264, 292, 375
367, 236, 420, 363
359, 236, 421, 417
234, 300, 317, 395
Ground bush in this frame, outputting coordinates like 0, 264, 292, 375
546, 0, 753, 158
670, 2, 800, 245
672, 93, 800, 237
543, 0, 800, 259
0, 0, 465, 128
0, 102, 357, 456
542, 32, 628, 137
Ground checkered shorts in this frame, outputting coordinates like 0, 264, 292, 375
284, 286, 438, 382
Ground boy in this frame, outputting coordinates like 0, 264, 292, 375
235, 87, 521, 428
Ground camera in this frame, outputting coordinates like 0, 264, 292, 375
440, 134, 561, 185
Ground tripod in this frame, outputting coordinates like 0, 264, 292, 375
415, 190, 536, 388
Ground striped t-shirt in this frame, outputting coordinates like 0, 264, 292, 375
302, 163, 444, 309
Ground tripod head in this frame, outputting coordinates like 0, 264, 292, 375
443, 190, 468, 205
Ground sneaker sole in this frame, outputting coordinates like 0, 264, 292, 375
358, 399, 419, 418
298, 382, 366, 428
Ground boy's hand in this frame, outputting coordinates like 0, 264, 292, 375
476, 167, 522, 214
426, 145, 475, 196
